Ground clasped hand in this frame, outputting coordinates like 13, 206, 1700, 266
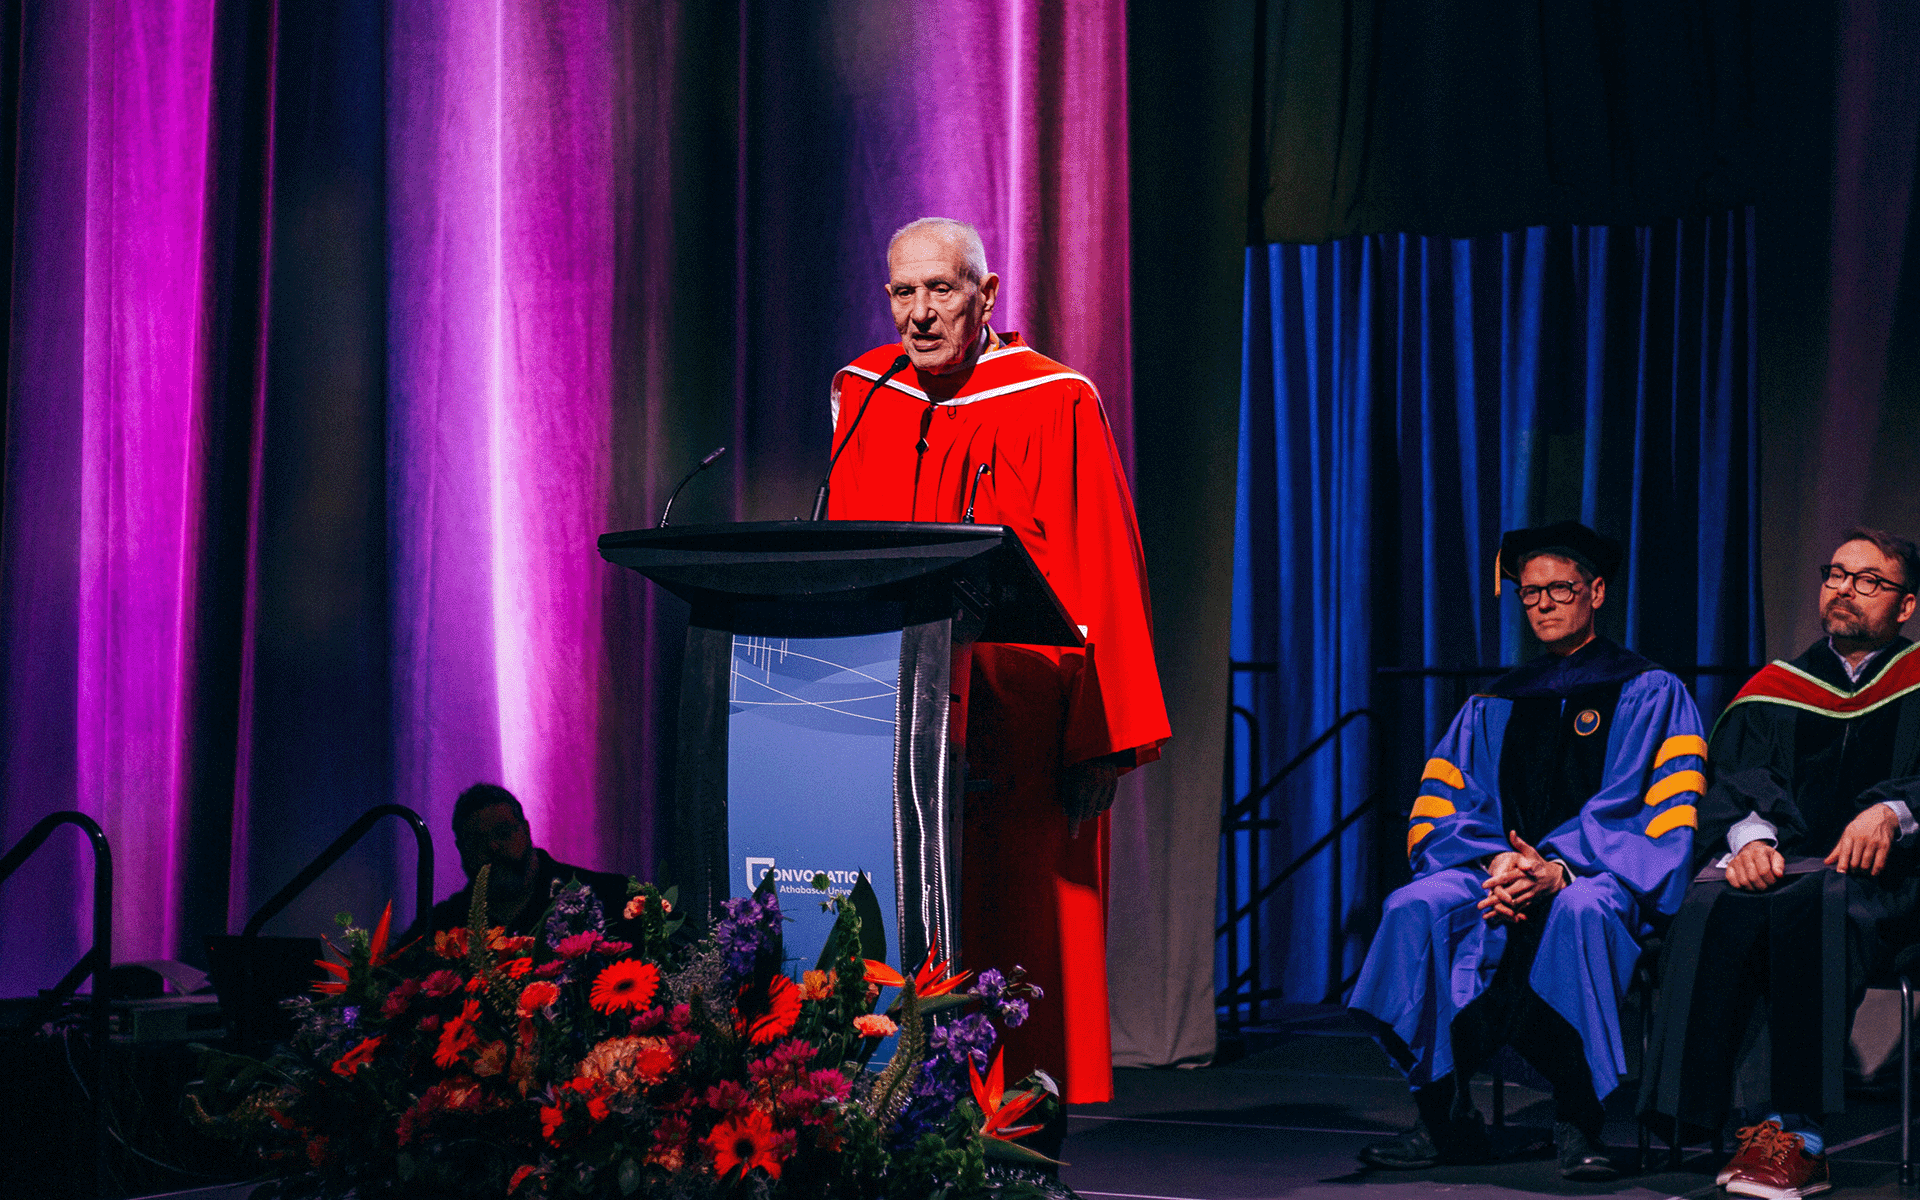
1478, 831, 1568, 924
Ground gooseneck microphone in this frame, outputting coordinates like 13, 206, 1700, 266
657, 445, 728, 528
962, 462, 992, 523
810, 354, 912, 521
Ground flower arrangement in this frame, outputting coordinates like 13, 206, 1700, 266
189, 869, 1058, 1199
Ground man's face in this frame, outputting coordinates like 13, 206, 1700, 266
887, 230, 999, 375
1820, 539, 1916, 644
1518, 553, 1604, 653
454, 802, 532, 883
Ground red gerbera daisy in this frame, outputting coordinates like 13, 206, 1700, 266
434, 999, 482, 1068
588, 959, 661, 1014
705, 1107, 786, 1179
739, 975, 802, 1045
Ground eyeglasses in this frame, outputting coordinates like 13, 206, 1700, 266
1819, 564, 1912, 597
1516, 581, 1585, 607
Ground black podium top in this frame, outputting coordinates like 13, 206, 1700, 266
597, 521, 1083, 646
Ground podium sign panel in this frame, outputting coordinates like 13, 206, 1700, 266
725, 632, 900, 970
596, 521, 1082, 975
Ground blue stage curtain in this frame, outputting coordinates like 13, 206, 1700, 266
1225, 211, 1761, 1013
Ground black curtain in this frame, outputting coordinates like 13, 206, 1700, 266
1257, 0, 1814, 242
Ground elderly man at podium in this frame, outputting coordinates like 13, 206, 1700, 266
821, 217, 1170, 1103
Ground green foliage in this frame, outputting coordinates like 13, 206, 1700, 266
847, 873, 888, 964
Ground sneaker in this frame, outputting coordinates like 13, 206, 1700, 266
1359, 1115, 1493, 1170
1555, 1121, 1618, 1181
1722, 1123, 1831, 1200
1718, 1122, 1784, 1186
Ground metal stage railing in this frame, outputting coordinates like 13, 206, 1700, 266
242, 803, 434, 939
0, 811, 112, 1198
1217, 676, 1377, 1031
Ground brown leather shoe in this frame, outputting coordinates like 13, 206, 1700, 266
1721, 1123, 1831, 1200
1717, 1121, 1785, 1186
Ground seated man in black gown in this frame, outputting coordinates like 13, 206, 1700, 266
422, 783, 634, 937
1642, 527, 1920, 1200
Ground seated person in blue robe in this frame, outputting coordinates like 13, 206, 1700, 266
1350, 522, 1703, 1179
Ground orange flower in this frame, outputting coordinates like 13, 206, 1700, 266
578, 1035, 676, 1092
588, 960, 661, 1014
434, 999, 482, 1068
330, 1035, 383, 1077
741, 975, 801, 1045
799, 969, 836, 1001
517, 980, 560, 1017
433, 927, 469, 958
312, 957, 351, 997
508, 1165, 539, 1194
705, 1107, 785, 1179
852, 1013, 896, 1038
861, 937, 971, 999
540, 1103, 565, 1144
969, 1048, 1044, 1142
472, 1040, 511, 1077
502, 956, 533, 978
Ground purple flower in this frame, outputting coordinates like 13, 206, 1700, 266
967, 966, 1033, 1028
541, 879, 607, 947
893, 1010, 1003, 1142
713, 891, 784, 984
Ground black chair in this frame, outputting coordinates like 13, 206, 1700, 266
1881, 943, 1919, 1186
1483, 938, 1665, 1166
1635, 940, 1920, 1182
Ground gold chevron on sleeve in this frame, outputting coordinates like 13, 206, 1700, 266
1645, 805, 1697, 839
1407, 822, 1436, 856
1410, 795, 1457, 820
1654, 734, 1709, 768
1420, 758, 1465, 790
1644, 769, 1706, 808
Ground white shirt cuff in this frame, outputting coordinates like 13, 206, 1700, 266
1727, 811, 1778, 856
1882, 799, 1918, 840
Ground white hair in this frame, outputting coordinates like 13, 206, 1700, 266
887, 217, 990, 284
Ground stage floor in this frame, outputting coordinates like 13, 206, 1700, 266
1060, 1008, 1917, 1200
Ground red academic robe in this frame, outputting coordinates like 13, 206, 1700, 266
829, 335, 1170, 1102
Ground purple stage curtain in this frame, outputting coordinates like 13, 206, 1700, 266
0, 0, 1168, 1034
1, 0, 225, 990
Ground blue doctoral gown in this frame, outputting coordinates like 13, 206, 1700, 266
1348, 639, 1703, 1101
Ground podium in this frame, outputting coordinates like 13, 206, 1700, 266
597, 521, 1081, 971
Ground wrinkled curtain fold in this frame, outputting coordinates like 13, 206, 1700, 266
1229, 212, 1762, 1013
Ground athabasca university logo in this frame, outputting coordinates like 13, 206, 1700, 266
742, 857, 866, 898
744, 857, 776, 890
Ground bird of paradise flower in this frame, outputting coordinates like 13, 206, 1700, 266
313, 901, 408, 996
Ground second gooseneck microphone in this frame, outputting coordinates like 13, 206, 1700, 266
962, 462, 992, 523
657, 445, 728, 528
